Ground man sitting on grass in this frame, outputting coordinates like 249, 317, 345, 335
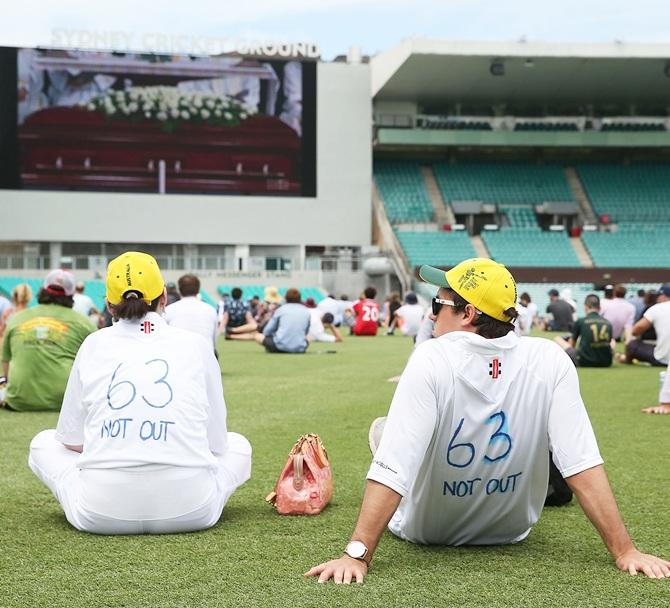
306, 257, 670, 583
255, 288, 310, 353
554, 294, 613, 368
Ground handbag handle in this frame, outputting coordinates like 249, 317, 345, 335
292, 453, 304, 491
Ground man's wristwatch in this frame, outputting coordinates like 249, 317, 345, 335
344, 540, 370, 566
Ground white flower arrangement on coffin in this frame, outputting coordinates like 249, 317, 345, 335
85, 86, 255, 132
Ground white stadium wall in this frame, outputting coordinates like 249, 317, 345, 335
0, 61, 372, 249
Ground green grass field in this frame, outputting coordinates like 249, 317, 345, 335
1, 332, 669, 607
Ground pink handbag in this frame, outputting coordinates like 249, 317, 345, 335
266, 434, 333, 515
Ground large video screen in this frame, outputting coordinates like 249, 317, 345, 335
0, 47, 316, 196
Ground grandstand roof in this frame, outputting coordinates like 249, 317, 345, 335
372, 38, 670, 109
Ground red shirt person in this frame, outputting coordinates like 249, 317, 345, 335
352, 287, 380, 336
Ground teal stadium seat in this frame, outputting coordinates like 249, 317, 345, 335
481, 227, 580, 267
581, 224, 670, 268
577, 163, 670, 223
374, 161, 434, 223
395, 230, 477, 267
433, 162, 574, 205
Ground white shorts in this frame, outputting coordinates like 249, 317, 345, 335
29, 429, 252, 535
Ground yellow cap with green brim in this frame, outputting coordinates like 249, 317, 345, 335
419, 258, 517, 322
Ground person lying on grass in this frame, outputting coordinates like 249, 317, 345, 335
306, 258, 670, 584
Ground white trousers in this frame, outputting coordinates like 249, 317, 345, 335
29, 429, 252, 535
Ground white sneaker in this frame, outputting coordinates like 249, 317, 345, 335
368, 417, 387, 456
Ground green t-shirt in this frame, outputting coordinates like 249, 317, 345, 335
1, 304, 95, 411
571, 312, 613, 368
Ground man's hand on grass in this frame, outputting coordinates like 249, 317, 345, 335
304, 556, 368, 584
615, 549, 670, 578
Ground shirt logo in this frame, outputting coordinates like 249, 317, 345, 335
140, 321, 155, 334
489, 357, 502, 379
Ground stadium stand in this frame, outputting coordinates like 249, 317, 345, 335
481, 227, 581, 267
581, 223, 670, 268
374, 161, 434, 223
500, 205, 538, 227
395, 229, 477, 267
217, 285, 326, 302
514, 122, 579, 132
433, 162, 574, 205
576, 163, 670, 222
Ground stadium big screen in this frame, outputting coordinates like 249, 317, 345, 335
0, 47, 317, 196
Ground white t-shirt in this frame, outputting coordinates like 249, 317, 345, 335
516, 304, 531, 336
73, 293, 96, 317
526, 302, 538, 323
55, 312, 227, 471
317, 297, 340, 324
307, 309, 336, 343
164, 296, 219, 347
644, 300, 670, 364
367, 331, 602, 546
396, 304, 425, 337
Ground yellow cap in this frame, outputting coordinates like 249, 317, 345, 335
419, 258, 517, 322
106, 252, 165, 305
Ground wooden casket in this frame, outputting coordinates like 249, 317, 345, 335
19, 107, 302, 195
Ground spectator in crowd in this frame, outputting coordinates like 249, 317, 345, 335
544, 288, 574, 331
305, 258, 669, 583
255, 286, 283, 332
352, 287, 380, 336
601, 284, 635, 341
255, 288, 310, 353
631, 289, 646, 323
383, 292, 402, 336
248, 295, 261, 319
72, 282, 100, 319
338, 294, 354, 329
0, 292, 11, 334
601, 284, 614, 309
395, 293, 424, 342
519, 293, 537, 328
622, 284, 670, 367
0, 283, 33, 339
317, 294, 340, 326
642, 366, 670, 415
554, 294, 613, 367
166, 282, 181, 306
164, 274, 219, 349
516, 298, 531, 336
305, 299, 342, 344
220, 287, 257, 341
560, 288, 578, 318
639, 291, 659, 340
1, 270, 95, 411
28, 251, 251, 534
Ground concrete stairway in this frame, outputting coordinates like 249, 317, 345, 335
470, 235, 490, 259
565, 167, 597, 224
421, 166, 455, 225
570, 237, 594, 268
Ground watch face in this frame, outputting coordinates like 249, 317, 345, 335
346, 540, 367, 559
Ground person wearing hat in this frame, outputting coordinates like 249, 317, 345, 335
28, 252, 251, 534
1, 270, 95, 411
306, 258, 669, 583
622, 284, 670, 367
